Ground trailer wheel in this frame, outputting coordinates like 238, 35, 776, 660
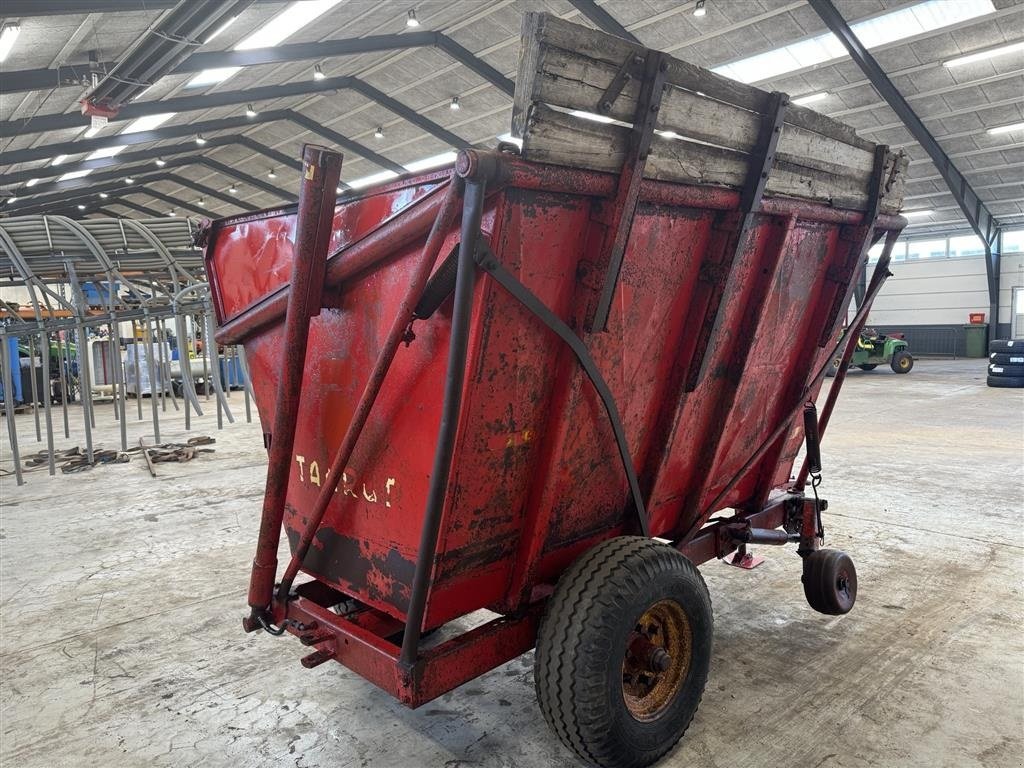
857, 363, 878, 371
802, 549, 857, 615
890, 350, 913, 374
534, 537, 712, 768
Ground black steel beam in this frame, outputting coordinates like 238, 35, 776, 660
137, 188, 210, 218
286, 112, 405, 174
235, 135, 303, 172
1, 110, 396, 175
163, 172, 259, 212
0, 31, 513, 96
433, 35, 515, 96
808, 0, 999, 245
2, 1, 276, 16
110, 199, 165, 218
1, 110, 292, 167
0, 61, 115, 95
808, 0, 1002, 323
174, 31, 436, 71
0, 75, 356, 137
567, 0, 640, 44
197, 157, 297, 201
348, 80, 469, 149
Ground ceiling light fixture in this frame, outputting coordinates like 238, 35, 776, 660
407, 9, 420, 27
124, 177, 134, 184
0, 23, 21, 63
450, 96, 461, 111
7, 196, 18, 204
313, 64, 325, 80
77, 204, 86, 211
155, 157, 167, 167
267, 168, 277, 179
59, 169, 92, 181
246, 103, 257, 117
195, 134, 207, 145
988, 121, 1024, 135
52, 154, 68, 166
229, 184, 238, 194
197, 198, 206, 207
693, 0, 707, 17
792, 91, 829, 106
168, 209, 177, 217
99, 192, 109, 198
902, 209, 934, 218
374, 125, 384, 139
26, 178, 39, 187
944, 41, 1024, 68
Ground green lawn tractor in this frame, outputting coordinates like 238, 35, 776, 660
827, 328, 914, 376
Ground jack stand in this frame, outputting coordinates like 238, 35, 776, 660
724, 545, 764, 570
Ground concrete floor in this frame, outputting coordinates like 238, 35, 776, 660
1, 359, 1021, 768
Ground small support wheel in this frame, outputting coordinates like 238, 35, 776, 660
802, 548, 857, 615
534, 537, 712, 768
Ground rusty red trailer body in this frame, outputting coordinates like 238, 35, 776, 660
204, 147, 904, 707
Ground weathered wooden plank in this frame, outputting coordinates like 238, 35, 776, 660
523, 106, 902, 212
528, 45, 875, 180
516, 12, 875, 153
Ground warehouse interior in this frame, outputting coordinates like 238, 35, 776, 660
1, 2, 1022, 768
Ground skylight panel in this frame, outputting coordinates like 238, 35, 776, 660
347, 170, 399, 189
187, 0, 343, 88
59, 169, 93, 181
712, 0, 995, 85
404, 152, 458, 173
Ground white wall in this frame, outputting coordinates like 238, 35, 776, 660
860, 252, 1024, 327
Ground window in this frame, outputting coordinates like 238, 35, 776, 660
867, 240, 906, 263
905, 239, 947, 260
948, 234, 985, 259
1002, 229, 1024, 253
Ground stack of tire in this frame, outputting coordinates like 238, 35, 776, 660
987, 339, 1024, 388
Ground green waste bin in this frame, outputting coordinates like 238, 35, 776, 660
963, 323, 988, 358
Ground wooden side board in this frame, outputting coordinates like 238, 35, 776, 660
513, 13, 907, 213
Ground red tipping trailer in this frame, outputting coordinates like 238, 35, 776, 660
203, 14, 907, 768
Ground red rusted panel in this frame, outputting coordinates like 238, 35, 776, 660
206, 153, 903, 699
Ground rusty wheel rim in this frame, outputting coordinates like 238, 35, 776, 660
621, 598, 692, 722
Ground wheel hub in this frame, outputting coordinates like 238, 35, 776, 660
621, 598, 692, 721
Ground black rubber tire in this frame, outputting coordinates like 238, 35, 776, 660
990, 352, 1024, 365
989, 339, 1024, 354
802, 549, 857, 615
857, 363, 878, 371
535, 537, 712, 768
989, 363, 1024, 377
987, 375, 1024, 388
890, 350, 914, 374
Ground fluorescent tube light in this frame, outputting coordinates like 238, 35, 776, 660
0, 23, 21, 63
792, 91, 829, 106
902, 209, 934, 217
570, 110, 615, 124
944, 41, 1024, 68
25, 178, 39, 187
51, 154, 68, 166
713, 0, 994, 84
988, 122, 1024, 135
